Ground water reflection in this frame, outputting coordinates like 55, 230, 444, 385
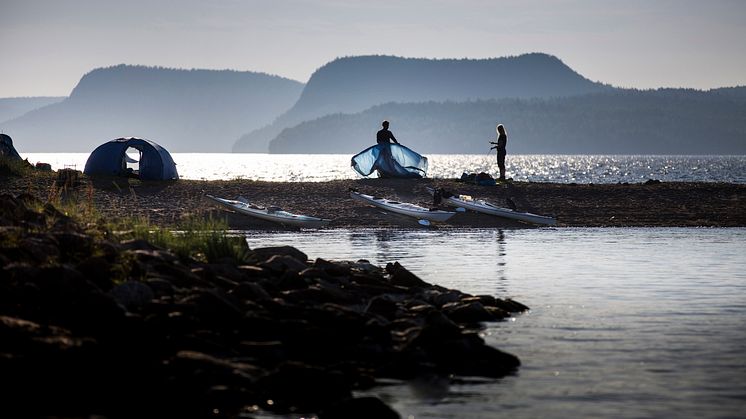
246, 228, 746, 419
495, 229, 508, 294
21, 153, 746, 183
246, 228, 515, 298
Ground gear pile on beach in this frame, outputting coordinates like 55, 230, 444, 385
0, 193, 527, 418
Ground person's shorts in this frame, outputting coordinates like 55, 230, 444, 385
497, 150, 506, 166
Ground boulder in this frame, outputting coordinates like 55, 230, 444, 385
0, 134, 22, 160
319, 396, 400, 419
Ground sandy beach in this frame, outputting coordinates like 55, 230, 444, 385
4, 172, 745, 228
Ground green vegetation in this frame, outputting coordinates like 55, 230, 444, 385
18, 179, 251, 265
120, 215, 251, 264
0, 156, 33, 177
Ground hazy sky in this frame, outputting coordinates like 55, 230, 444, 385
1, 0, 745, 97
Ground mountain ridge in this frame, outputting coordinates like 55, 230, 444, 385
0, 97, 65, 125
232, 53, 611, 152
2, 65, 304, 152
267, 88, 746, 155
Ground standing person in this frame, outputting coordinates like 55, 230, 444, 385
490, 123, 508, 180
377, 120, 400, 145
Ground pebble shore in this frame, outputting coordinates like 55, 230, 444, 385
4, 172, 746, 228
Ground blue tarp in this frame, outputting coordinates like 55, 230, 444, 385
84, 137, 178, 181
351, 144, 428, 178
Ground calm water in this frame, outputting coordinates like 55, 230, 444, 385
244, 228, 746, 419
21, 153, 746, 184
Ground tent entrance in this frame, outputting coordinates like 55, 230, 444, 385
123, 146, 141, 177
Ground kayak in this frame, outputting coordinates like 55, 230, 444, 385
350, 190, 456, 223
427, 187, 556, 226
206, 195, 331, 228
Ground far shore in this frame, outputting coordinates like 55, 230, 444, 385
4, 172, 745, 228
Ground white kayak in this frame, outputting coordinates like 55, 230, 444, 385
206, 195, 331, 228
350, 190, 456, 223
427, 187, 556, 226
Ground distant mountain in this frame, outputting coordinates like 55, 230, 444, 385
268, 88, 746, 155
0, 97, 64, 125
233, 53, 610, 152
1, 65, 304, 152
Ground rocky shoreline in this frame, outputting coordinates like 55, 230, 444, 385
2, 171, 745, 228
0, 192, 527, 418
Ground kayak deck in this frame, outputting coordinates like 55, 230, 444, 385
350, 190, 456, 222
206, 195, 331, 228
428, 187, 556, 226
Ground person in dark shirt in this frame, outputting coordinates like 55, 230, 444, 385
377, 120, 400, 145
490, 123, 508, 180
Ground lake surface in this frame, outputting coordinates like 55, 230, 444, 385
21, 153, 746, 184
243, 228, 746, 419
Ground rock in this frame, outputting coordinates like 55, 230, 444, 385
259, 254, 308, 274
51, 231, 93, 263
0, 133, 22, 160
465, 294, 496, 306
18, 234, 60, 264
425, 289, 463, 307
170, 350, 262, 380
273, 271, 309, 291
120, 239, 163, 251
236, 265, 268, 279
149, 264, 208, 289
144, 278, 175, 298
433, 336, 521, 378
69, 290, 129, 334
251, 246, 307, 263
180, 289, 244, 327
196, 263, 246, 284
110, 281, 155, 309
412, 310, 463, 345
365, 294, 401, 319
299, 266, 333, 281
77, 255, 115, 291
494, 298, 530, 313
238, 340, 286, 362
230, 281, 272, 302
319, 396, 400, 419
163, 350, 263, 415
442, 301, 495, 323
128, 249, 179, 264
351, 260, 383, 273
313, 258, 352, 276
256, 362, 352, 412
96, 240, 122, 261
386, 262, 427, 288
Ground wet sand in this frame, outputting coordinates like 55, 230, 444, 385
4, 173, 746, 228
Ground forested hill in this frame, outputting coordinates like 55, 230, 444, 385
233, 53, 610, 152
711, 86, 746, 102
1, 65, 304, 152
268, 88, 746, 155
0, 97, 64, 125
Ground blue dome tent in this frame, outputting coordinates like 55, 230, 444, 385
84, 137, 178, 181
